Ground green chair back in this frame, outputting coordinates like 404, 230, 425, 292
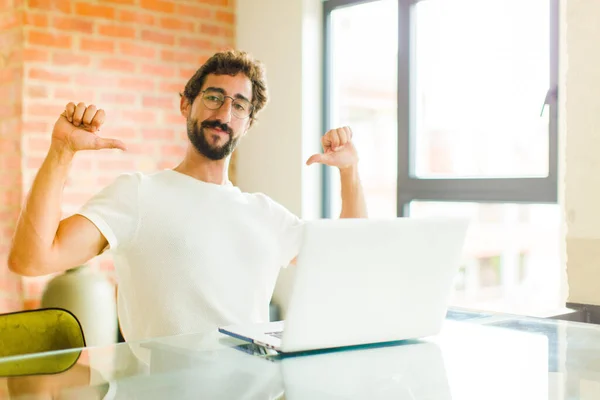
0, 308, 86, 376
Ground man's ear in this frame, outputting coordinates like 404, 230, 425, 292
180, 95, 190, 118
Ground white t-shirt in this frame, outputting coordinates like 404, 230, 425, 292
77, 170, 304, 342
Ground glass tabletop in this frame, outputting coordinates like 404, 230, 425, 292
0, 309, 598, 399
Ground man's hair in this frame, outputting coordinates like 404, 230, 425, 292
182, 49, 268, 124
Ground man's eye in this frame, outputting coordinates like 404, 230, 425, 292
234, 103, 246, 111
206, 96, 221, 102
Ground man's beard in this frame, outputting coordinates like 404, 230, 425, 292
187, 118, 239, 161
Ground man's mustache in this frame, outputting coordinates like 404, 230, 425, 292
201, 120, 233, 136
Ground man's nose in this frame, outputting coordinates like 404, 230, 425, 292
214, 98, 233, 123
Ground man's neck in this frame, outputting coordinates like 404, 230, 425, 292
174, 148, 230, 185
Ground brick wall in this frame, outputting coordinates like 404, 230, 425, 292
0, 0, 25, 312
1, 0, 236, 312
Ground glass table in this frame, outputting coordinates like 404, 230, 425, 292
0, 308, 598, 399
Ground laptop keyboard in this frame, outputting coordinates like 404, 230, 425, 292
266, 331, 283, 339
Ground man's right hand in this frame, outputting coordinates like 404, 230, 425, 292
52, 102, 127, 153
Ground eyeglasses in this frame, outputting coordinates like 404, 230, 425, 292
200, 90, 254, 119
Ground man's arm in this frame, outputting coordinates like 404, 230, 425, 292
8, 102, 126, 276
286, 126, 366, 265
307, 126, 367, 219
9, 146, 107, 276
339, 165, 367, 219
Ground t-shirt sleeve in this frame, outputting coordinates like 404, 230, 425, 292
262, 196, 304, 267
76, 172, 141, 252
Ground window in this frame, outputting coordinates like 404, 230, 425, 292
323, 0, 560, 315
324, 0, 399, 218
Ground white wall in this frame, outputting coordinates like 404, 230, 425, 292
562, 1, 600, 306
236, 0, 323, 316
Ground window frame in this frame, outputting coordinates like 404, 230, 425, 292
322, 0, 559, 218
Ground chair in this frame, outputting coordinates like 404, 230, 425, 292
0, 308, 86, 376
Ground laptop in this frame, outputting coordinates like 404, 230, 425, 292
219, 217, 468, 353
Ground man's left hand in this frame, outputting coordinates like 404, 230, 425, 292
306, 126, 358, 170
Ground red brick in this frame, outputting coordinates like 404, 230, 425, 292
74, 2, 115, 19
27, 30, 72, 48
164, 113, 185, 124
180, 68, 197, 80
53, 88, 95, 102
178, 37, 212, 51
1, 298, 23, 312
0, 27, 19, 46
101, 92, 137, 105
197, 54, 210, 65
157, 160, 174, 170
203, 0, 229, 5
101, 126, 138, 139
200, 24, 233, 38
141, 64, 174, 78
175, 4, 211, 19
0, 192, 17, 208
53, 15, 95, 34
161, 145, 186, 157
126, 142, 156, 155
215, 11, 235, 25
22, 48, 49, 62
71, 157, 92, 170
0, 104, 18, 118
119, 110, 157, 124
142, 95, 175, 109
80, 37, 115, 53
0, 276, 22, 299
52, 53, 92, 66
118, 42, 156, 59
95, 159, 136, 171
63, 191, 96, 207
22, 299, 40, 310
159, 81, 184, 93
0, 298, 12, 315
161, 50, 198, 64
27, 85, 49, 99
26, 156, 44, 169
22, 121, 49, 133
118, 77, 155, 91
99, 57, 136, 73
0, 90, 23, 108
99, 24, 136, 39
159, 17, 195, 32
117, 9, 155, 25
0, 125, 20, 141
0, 12, 20, 30
141, 30, 174, 46
140, 0, 174, 13
26, 103, 64, 118
6, 49, 21, 66
23, 282, 48, 299
0, 135, 19, 152
2, 155, 21, 170
21, 11, 48, 27
28, 0, 72, 14
142, 128, 175, 140
104, 0, 135, 4
28, 68, 70, 83
27, 135, 51, 152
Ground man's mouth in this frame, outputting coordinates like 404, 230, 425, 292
207, 127, 229, 136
